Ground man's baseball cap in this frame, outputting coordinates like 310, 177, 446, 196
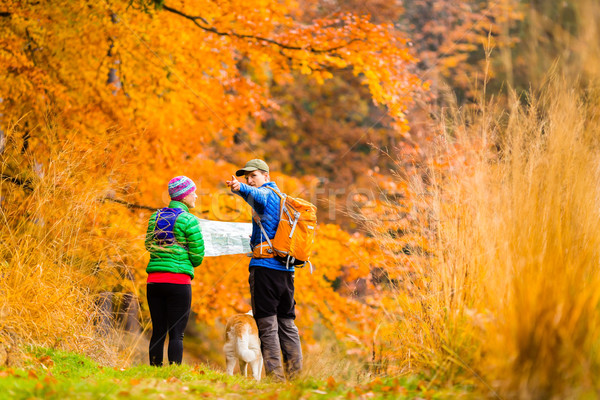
235, 159, 269, 176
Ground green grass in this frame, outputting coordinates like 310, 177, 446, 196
0, 347, 471, 399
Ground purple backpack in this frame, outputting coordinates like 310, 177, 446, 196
153, 208, 186, 249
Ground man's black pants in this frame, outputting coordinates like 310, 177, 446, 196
249, 266, 296, 319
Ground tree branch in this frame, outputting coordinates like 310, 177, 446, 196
0, 12, 11, 18
161, 4, 360, 54
102, 197, 157, 211
161, 5, 208, 25
1, 173, 208, 216
102, 197, 211, 215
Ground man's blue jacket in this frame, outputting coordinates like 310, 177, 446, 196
235, 181, 293, 272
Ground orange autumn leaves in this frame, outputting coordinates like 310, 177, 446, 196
1, 0, 423, 177
1, 0, 424, 353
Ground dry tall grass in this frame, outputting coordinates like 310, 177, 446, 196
371, 81, 600, 398
366, 1, 600, 397
0, 125, 143, 366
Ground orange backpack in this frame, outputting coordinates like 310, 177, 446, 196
252, 187, 317, 272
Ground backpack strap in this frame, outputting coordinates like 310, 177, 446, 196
252, 186, 283, 258
255, 215, 273, 252
251, 214, 275, 258
253, 185, 286, 245
266, 185, 284, 199
264, 186, 295, 227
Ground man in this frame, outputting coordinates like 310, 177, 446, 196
226, 159, 302, 381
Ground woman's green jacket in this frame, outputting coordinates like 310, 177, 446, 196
145, 201, 205, 278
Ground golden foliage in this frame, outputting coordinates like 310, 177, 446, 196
0, 0, 424, 363
369, 77, 600, 396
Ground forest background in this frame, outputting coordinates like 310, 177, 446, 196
2, 0, 600, 398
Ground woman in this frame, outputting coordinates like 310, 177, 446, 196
144, 176, 204, 366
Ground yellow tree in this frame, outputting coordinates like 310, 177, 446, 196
1, 0, 422, 357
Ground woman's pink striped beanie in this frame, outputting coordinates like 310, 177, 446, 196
168, 176, 196, 201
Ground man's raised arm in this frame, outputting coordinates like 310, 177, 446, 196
225, 174, 270, 209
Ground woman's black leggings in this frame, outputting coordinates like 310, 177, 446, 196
147, 283, 192, 366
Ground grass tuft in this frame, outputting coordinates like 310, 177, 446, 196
369, 76, 600, 398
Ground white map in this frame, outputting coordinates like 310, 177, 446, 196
196, 218, 252, 257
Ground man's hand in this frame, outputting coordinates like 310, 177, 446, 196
226, 175, 241, 192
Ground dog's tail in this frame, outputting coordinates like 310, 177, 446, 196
236, 325, 258, 363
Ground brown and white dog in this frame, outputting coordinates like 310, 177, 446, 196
223, 311, 263, 381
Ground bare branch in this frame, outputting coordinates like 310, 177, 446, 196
0, 173, 215, 215
102, 197, 211, 215
102, 197, 157, 211
161, 4, 361, 54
